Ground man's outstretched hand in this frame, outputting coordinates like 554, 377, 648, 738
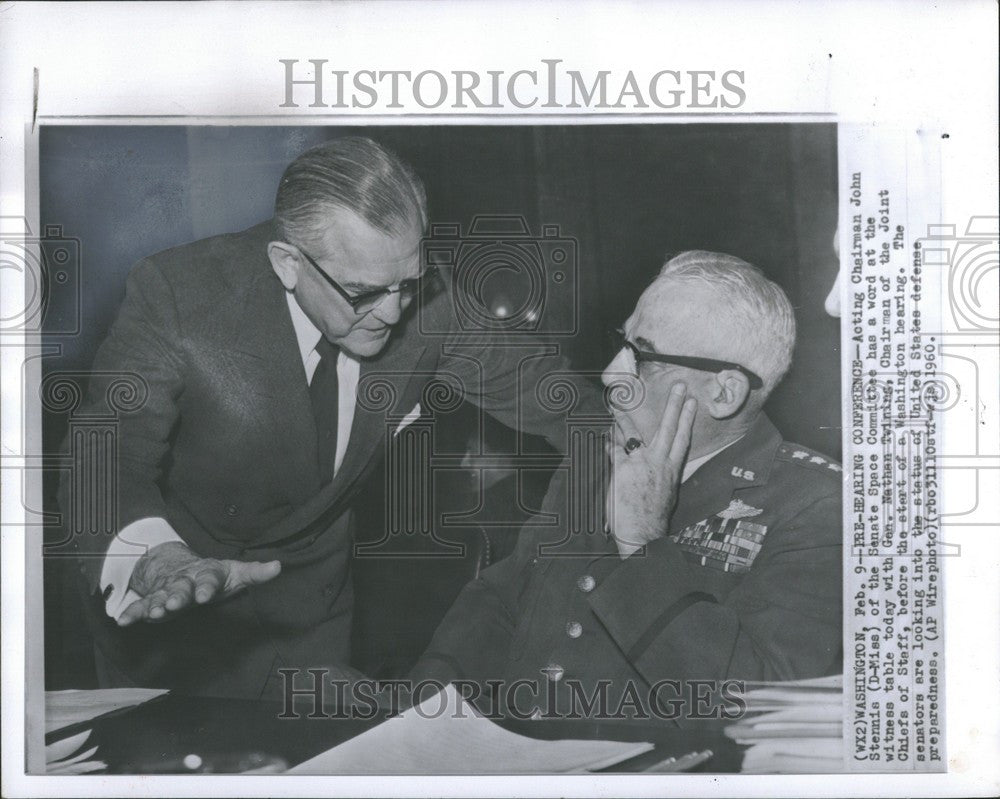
119, 541, 281, 627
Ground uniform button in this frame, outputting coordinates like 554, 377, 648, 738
225, 504, 238, 516
577, 575, 596, 592
530, 708, 543, 721
566, 621, 583, 638
545, 664, 564, 682
531, 557, 539, 566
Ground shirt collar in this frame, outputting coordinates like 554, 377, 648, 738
284, 291, 323, 361
682, 436, 743, 482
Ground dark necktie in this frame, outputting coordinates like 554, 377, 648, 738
310, 337, 339, 483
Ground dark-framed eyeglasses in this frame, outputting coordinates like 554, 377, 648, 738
292, 244, 439, 314
609, 327, 764, 389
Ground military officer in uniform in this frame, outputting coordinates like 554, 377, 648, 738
411, 250, 843, 720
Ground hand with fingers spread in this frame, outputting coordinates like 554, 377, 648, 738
607, 381, 697, 558
118, 541, 281, 627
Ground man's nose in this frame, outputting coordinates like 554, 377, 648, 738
601, 349, 630, 387
824, 271, 842, 318
373, 292, 404, 325
602, 349, 644, 415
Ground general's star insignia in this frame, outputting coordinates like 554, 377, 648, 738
717, 498, 764, 519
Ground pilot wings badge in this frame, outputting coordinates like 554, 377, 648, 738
717, 498, 764, 520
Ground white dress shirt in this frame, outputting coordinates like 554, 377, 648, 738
99, 292, 360, 620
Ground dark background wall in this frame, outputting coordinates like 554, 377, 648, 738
40, 124, 839, 686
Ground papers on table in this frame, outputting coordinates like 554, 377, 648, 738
46, 687, 168, 734
45, 687, 167, 774
289, 684, 654, 774
725, 674, 844, 773
45, 729, 105, 774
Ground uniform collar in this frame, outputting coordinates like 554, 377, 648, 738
664, 412, 782, 537
684, 413, 782, 489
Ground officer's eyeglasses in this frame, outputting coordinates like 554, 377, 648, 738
293, 244, 440, 314
609, 327, 763, 389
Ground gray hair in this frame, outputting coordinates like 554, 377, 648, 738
658, 250, 796, 398
275, 137, 427, 250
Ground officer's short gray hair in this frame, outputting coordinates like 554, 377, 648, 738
658, 250, 796, 398
275, 137, 427, 251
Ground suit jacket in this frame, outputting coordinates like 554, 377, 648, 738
412, 414, 843, 719
64, 219, 603, 698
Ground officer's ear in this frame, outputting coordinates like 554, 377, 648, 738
705, 369, 751, 419
267, 241, 301, 291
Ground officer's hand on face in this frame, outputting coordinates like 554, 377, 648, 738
118, 541, 281, 627
608, 382, 697, 558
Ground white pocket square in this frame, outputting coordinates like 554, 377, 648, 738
393, 403, 422, 436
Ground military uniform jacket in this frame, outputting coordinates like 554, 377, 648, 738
413, 414, 843, 716
62, 220, 602, 698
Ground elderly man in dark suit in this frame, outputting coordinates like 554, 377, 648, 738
65, 137, 601, 698
412, 251, 842, 720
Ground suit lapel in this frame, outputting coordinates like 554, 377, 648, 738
331, 331, 428, 493
227, 264, 319, 493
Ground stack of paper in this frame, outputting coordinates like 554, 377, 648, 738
289, 684, 654, 774
44, 688, 168, 774
725, 674, 844, 773
46, 687, 168, 734
45, 729, 104, 774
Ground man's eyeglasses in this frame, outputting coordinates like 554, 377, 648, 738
293, 244, 439, 314
609, 328, 764, 389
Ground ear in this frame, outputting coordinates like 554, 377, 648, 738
705, 369, 751, 419
267, 241, 301, 291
